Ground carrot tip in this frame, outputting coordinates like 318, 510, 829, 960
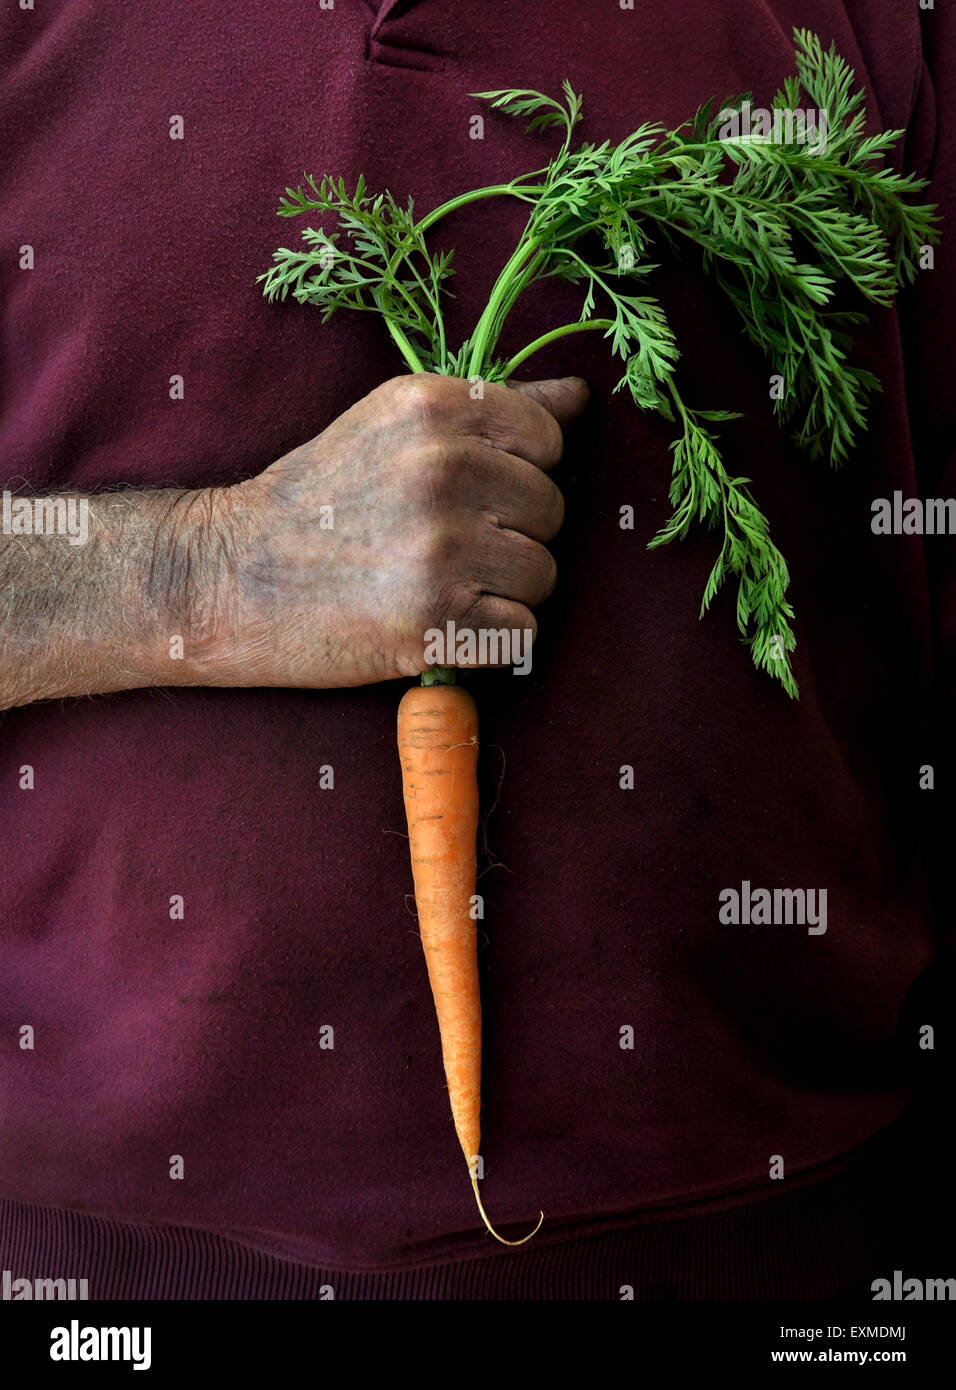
470, 1175, 544, 1247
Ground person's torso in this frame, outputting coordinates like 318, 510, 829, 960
0, 0, 936, 1268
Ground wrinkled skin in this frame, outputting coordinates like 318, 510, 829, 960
201, 373, 590, 687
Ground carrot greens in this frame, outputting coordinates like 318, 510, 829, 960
259, 29, 939, 698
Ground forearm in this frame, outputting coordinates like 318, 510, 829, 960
0, 487, 226, 711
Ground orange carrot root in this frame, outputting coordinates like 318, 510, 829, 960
397, 680, 543, 1246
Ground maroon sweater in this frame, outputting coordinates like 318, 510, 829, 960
1, 0, 953, 1291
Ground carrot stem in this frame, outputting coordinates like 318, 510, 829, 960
500, 317, 614, 378
420, 664, 457, 686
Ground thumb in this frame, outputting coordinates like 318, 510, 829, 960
508, 375, 590, 428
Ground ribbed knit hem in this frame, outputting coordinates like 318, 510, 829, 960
0, 1119, 935, 1300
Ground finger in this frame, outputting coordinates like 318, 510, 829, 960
452, 593, 538, 667
471, 523, 557, 608
461, 376, 588, 470
507, 376, 591, 429
457, 443, 565, 542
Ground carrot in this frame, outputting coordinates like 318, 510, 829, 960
397, 675, 543, 1246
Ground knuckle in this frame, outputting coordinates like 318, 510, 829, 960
538, 415, 564, 466
403, 442, 454, 510
455, 581, 484, 625
393, 373, 451, 432
523, 538, 557, 599
468, 391, 515, 445
532, 477, 565, 538
496, 527, 556, 600
418, 523, 460, 579
433, 579, 480, 632
378, 374, 416, 417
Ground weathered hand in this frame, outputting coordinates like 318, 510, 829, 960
202, 372, 589, 687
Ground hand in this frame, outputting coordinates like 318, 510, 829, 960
198, 372, 589, 688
